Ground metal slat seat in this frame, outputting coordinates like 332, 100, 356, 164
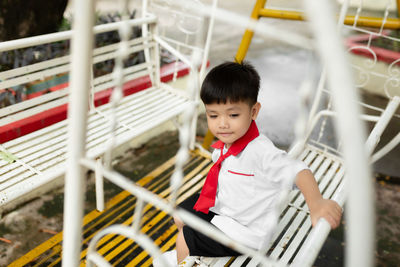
11, 146, 342, 267
0, 84, 192, 212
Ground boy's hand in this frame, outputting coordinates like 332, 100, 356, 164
308, 198, 342, 229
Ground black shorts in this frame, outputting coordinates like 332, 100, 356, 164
179, 194, 240, 257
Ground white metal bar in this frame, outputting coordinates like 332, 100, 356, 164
0, 141, 64, 184
88, 92, 183, 139
0, 54, 69, 81
279, 219, 312, 264
0, 134, 66, 169
0, 63, 70, 91
302, 109, 381, 151
0, 38, 151, 87
87, 102, 191, 159
297, 147, 311, 161
86, 253, 113, 267
365, 96, 400, 155
291, 180, 346, 267
269, 210, 308, 260
92, 62, 152, 88
87, 103, 189, 154
62, 0, 95, 266
95, 158, 105, 212
0, 151, 66, 189
0, 16, 157, 53
0, 88, 68, 118
199, 0, 218, 81
0, 97, 68, 126
371, 131, 400, 163
280, 169, 345, 264
132, 198, 145, 233
303, 1, 374, 267
169, 0, 312, 50
0, 37, 148, 81
154, 35, 195, 70
0, 167, 65, 207
150, 22, 161, 88
302, 150, 317, 166
229, 256, 248, 267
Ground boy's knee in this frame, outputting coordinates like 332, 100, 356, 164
174, 216, 184, 230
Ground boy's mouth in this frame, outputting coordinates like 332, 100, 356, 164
218, 132, 233, 137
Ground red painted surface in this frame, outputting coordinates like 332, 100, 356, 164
26, 82, 70, 100
0, 62, 190, 143
346, 32, 400, 65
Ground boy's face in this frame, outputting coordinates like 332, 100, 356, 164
205, 101, 261, 149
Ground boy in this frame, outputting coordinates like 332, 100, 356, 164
154, 61, 342, 266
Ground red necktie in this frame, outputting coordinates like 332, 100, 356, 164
194, 120, 259, 214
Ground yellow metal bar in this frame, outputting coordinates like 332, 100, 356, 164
127, 224, 178, 267
259, 8, 400, 29
201, 130, 215, 150
397, 0, 400, 18
202, 0, 268, 150
100, 205, 164, 261
235, 0, 267, 63
344, 15, 400, 29
259, 8, 304, 21
192, 147, 212, 159
112, 212, 175, 265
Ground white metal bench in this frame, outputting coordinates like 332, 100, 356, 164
0, 15, 200, 214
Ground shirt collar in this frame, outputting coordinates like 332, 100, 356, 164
211, 120, 259, 156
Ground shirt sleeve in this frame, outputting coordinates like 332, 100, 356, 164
262, 145, 309, 188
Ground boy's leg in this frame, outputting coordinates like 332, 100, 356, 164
175, 193, 214, 263
176, 229, 190, 263
175, 194, 240, 259
174, 215, 190, 263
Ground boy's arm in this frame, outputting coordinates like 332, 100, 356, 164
295, 169, 342, 229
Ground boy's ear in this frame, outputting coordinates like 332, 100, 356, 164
251, 102, 261, 120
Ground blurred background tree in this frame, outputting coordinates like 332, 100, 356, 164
0, 0, 68, 41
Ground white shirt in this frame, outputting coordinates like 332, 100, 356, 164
209, 134, 309, 250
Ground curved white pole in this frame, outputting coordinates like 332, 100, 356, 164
62, 0, 95, 266
303, 1, 375, 267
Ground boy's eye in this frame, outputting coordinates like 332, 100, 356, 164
208, 114, 217, 119
230, 114, 239, 118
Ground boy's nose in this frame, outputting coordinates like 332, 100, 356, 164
219, 117, 228, 128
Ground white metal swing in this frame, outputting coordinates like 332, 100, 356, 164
60, 0, 399, 266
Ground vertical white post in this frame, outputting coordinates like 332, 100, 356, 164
365, 97, 400, 155
304, 1, 374, 267
199, 0, 217, 82
62, 0, 95, 266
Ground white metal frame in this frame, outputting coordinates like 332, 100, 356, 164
0, 3, 209, 214
2, 0, 392, 266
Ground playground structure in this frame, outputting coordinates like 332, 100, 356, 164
1, 0, 400, 266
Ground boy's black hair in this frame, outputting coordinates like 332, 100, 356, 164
200, 61, 260, 106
